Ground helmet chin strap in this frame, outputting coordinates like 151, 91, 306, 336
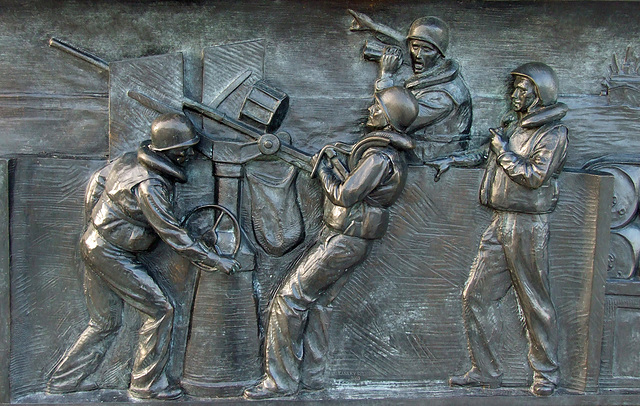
526, 96, 541, 113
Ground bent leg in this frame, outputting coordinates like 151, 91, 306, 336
82, 229, 175, 396
48, 258, 122, 392
259, 231, 370, 395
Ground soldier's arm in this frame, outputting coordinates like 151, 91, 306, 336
425, 139, 489, 181
348, 9, 405, 43
375, 47, 404, 91
84, 163, 112, 217
405, 91, 455, 134
495, 127, 569, 189
136, 179, 238, 273
446, 135, 490, 166
319, 151, 389, 207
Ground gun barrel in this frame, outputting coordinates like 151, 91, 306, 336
49, 38, 109, 71
128, 91, 180, 115
127, 89, 315, 172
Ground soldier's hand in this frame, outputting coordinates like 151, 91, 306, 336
196, 250, 240, 274
317, 153, 333, 171
380, 46, 402, 75
311, 151, 329, 169
348, 9, 375, 31
216, 257, 241, 275
425, 157, 453, 182
489, 128, 507, 155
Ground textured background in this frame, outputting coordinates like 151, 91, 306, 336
0, 0, 633, 402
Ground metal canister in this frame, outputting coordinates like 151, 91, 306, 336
594, 165, 639, 229
239, 80, 289, 133
608, 221, 640, 279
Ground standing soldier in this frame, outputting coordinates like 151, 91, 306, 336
443, 63, 569, 396
47, 113, 239, 400
243, 87, 419, 399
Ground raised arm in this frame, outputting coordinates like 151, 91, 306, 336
318, 150, 390, 207
348, 9, 405, 44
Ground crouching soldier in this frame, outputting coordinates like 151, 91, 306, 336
244, 87, 419, 399
47, 113, 239, 400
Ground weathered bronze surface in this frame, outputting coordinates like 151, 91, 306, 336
3, 1, 640, 405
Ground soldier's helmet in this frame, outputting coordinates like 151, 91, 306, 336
375, 86, 420, 132
149, 113, 200, 152
407, 16, 449, 57
511, 62, 559, 107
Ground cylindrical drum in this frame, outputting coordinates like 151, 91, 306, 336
239, 80, 289, 133
181, 167, 260, 397
608, 221, 640, 279
596, 165, 639, 229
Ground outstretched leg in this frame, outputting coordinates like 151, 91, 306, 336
245, 231, 370, 399
47, 254, 122, 394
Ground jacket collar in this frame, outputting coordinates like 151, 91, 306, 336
520, 102, 568, 129
364, 130, 416, 151
404, 59, 459, 90
501, 102, 568, 129
137, 141, 187, 183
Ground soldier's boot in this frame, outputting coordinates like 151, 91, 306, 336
47, 379, 99, 394
530, 380, 555, 397
128, 386, 184, 400
449, 367, 502, 389
243, 378, 296, 400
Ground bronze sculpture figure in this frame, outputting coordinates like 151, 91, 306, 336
47, 114, 239, 400
243, 86, 419, 399
350, 11, 472, 160
444, 62, 569, 397
3, 3, 633, 404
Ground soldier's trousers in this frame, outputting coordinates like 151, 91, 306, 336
263, 228, 372, 392
48, 225, 174, 396
462, 211, 559, 384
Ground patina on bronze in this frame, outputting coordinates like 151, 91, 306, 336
3, 2, 640, 405
442, 63, 568, 397
47, 114, 239, 400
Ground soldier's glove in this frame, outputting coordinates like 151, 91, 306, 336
489, 128, 508, 155
196, 249, 240, 275
424, 157, 453, 182
215, 257, 241, 275
380, 46, 403, 76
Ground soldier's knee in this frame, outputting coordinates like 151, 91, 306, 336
143, 300, 173, 324
157, 301, 174, 322
462, 284, 476, 305
537, 307, 555, 326
273, 291, 308, 314
88, 316, 122, 336
462, 284, 484, 314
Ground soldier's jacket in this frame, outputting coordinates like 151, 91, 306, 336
480, 102, 569, 214
390, 58, 473, 161
85, 141, 211, 261
318, 131, 413, 240
404, 58, 472, 138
